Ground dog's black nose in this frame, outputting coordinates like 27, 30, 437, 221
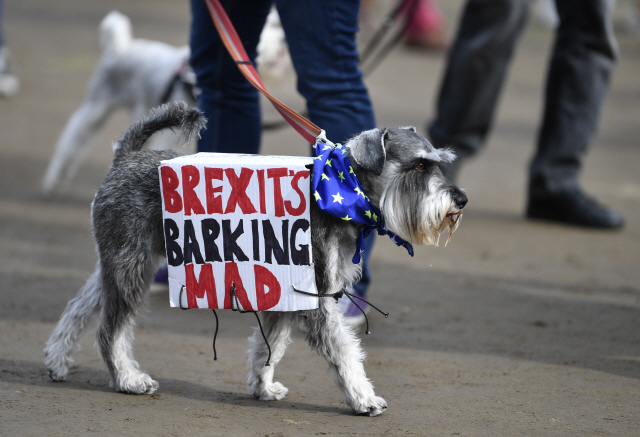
452, 190, 468, 209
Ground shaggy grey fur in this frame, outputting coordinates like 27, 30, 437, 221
44, 102, 467, 416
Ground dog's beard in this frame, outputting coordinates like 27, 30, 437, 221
416, 190, 463, 246
381, 179, 463, 247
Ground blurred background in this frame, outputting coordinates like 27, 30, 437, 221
1, 0, 639, 434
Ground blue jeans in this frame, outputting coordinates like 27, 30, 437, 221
190, 0, 375, 152
189, 0, 376, 293
428, 0, 617, 195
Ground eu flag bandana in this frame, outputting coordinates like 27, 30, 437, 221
312, 140, 414, 263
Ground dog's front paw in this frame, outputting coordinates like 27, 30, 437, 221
116, 373, 159, 395
257, 381, 289, 401
46, 366, 68, 382
353, 396, 387, 417
44, 351, 71, 382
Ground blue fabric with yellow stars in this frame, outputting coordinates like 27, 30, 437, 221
312, 141, 414, 263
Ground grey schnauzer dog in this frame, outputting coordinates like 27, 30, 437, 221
44, 101, 467, 416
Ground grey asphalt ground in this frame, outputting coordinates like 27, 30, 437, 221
1, 1, 639, 436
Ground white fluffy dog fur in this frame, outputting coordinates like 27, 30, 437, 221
41, 11, 196, 195
42, 9, 291, 196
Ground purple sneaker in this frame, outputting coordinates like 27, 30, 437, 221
150, 263, 169, 293
154, 264, 168, 283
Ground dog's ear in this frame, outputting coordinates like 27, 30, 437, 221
400, 126, 417, 133
346, 128, 387, 176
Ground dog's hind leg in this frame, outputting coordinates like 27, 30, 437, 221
42, 101, 115, 194
247, 312, 294, 401
300, 299, 387, 416
96, 255, 160, 395
44, 266, 103, 382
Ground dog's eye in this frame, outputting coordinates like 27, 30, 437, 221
416, 161, 426, 171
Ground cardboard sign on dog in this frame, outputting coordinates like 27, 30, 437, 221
159, 153, 318, 312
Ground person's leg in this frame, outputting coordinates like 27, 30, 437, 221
337, 232, 374, 324
527, 0, 623, 228
189, 0, 272, 153
276, 0, 376, 144
428, 0, 530, 180
277, 0, 377, 320
530, 0, 616, 194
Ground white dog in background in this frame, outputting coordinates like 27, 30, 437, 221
42, 9, 291, 195
41, 11, 195, 195
255, 8, 291, 83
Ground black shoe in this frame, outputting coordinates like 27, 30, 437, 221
526, 189, 624, 229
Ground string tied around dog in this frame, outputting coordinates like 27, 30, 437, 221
179, 283, 273, 367
292, 287, 389, 336
180, 282, 389, 364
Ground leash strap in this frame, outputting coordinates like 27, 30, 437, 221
360, 0, 417, 67
204, 0, 323, 145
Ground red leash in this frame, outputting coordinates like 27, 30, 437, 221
204, 0, 325, 145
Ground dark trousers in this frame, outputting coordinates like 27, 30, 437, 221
428, 0, 617, 195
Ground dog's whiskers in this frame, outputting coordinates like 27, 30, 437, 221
444, 210, 463, 246
413, 206, 463, 247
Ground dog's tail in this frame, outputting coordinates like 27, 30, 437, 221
100, 11, 132, 53
113, 101, 206, 161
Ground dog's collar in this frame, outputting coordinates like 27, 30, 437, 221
159, 61, 197, 105
312, 140, 414, 263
